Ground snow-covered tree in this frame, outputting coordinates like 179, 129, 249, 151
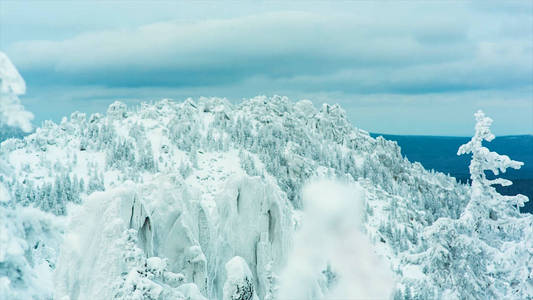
0, 51, 33, 132
455, 110, 532, 297
458, 110, 528, 220
0, 205, 63, 299
389, 110, 533, 299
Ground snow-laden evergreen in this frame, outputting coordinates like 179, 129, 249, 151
0, 51, 33, 133
1, 90, 531, 297
0, 52, 62, 299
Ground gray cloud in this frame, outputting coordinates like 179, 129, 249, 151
9, 9, 525, 91
2, 2, 532, 135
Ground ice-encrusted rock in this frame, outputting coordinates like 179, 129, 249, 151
223, 256, 258, 300
52, 158, 293, 299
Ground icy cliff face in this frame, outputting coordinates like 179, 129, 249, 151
1, 94, 532, 299
51, 159, 291, 300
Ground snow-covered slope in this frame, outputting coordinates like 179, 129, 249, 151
1, 96, 532, 299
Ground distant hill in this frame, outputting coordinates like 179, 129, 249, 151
372, 134, 533, 213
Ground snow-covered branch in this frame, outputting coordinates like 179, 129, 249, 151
0, 52, 33, 132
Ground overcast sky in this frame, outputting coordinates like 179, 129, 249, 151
1, 1, 532, 135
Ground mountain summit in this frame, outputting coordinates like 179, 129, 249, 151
1, 96, 531, 299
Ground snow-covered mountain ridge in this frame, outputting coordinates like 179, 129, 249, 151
1, 96, 532, 299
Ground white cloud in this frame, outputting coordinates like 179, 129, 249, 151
2, 9, 501, 85
2, 2, 531, 134
6, 5, 531, 92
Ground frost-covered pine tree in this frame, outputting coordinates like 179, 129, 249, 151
455, 110, 532, 297
405, 110, 533, 299
458, 110, 528, 221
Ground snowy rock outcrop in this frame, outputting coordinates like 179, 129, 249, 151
223, 256, 258, 300
1, 93, 531, 299
52, 168, 291, 299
